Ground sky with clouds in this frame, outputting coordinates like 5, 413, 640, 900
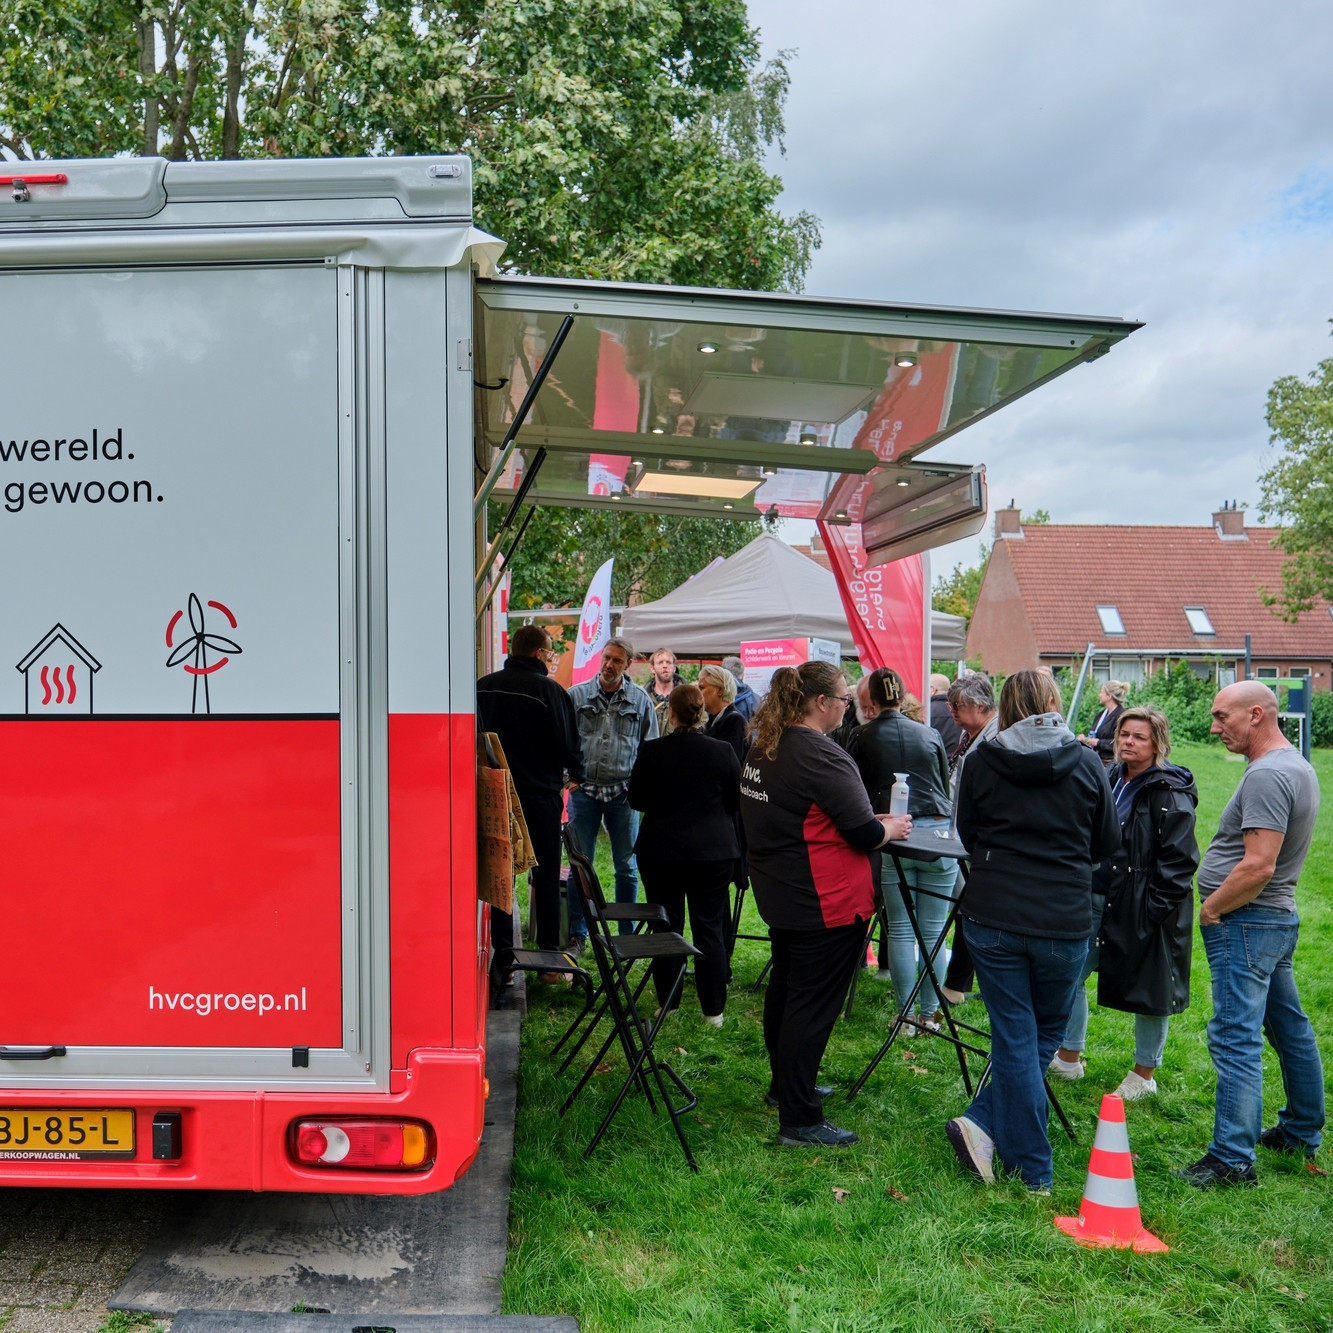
747, 0, 1333, 576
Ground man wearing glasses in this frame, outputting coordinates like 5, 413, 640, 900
477, 624, 585, 974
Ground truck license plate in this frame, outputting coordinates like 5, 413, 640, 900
0, 1109, 136, 1160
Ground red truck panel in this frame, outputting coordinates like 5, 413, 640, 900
2, 719, 342, 1048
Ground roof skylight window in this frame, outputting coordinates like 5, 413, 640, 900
1184, 606, 1215, 635
1095, 605, 1125, 635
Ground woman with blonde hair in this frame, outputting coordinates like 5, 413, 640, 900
947, 670, 1118, 1191
698, 662, 747, 764
1051, 705, 1199, 1098
741, 661, 912, 1148
1078, 679, 1129, 768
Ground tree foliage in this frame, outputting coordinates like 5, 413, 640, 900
0, 0, 819, 291
492, 502, 759, 611
1258, 335, 1333, 621
932, 554, 987, 624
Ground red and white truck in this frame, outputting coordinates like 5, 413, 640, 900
0, 155, 1137, 1192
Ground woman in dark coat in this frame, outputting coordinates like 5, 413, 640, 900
948, 671, 1119, 1191
1052, 705, 1199, 1099
628, 683, 741, 1025
699, 663, 748, 763
847, 667, 954, 1028
1077, 680, 1128, 767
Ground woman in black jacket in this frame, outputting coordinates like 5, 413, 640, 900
1051, 705, 1198, 1100
947, 671, 1119, 1192
848, 667, 954, 1028
1077, 680, 1128, 767
699, 663, 749, 763
628, 683, 741, 1026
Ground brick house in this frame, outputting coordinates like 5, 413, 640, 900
966, 505, 1333, 691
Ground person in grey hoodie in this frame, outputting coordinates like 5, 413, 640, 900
945, 670, 1118, 1192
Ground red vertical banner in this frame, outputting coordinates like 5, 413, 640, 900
819, 521, 926, 700
589, 331, 638, 494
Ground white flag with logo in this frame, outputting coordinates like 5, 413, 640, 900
571, 558, 614, 686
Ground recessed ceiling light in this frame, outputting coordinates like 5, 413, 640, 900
651, 427, 665, 434
895, 351, 918, 368
762, 466, 778, 478
722, 502, 735, 510
798, 431, 818, 446
835, 509, 848, 519
697, 341, 718, 354
610, 493, 621, 501
663, 458, 692, 470
896, 479, 911, 488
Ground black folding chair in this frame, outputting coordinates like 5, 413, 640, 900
550, 892, 671, 1075
560, 826, 703, 1170
495, 947, 595, 1024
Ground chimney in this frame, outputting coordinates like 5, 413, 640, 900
1212, 501, 1247, 540
994, 504, 1023, 539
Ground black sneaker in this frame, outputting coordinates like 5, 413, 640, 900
776, 1120, 859, 1148
764, 1084, 834, 1109
1172, 1152, 1258, 1188
564, 935, 588, 960
1258, 1125, 1315, 1159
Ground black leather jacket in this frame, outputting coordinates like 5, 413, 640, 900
1097, 763, 1199, 1017
847, 708, 951, 818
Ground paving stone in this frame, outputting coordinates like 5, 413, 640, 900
0, 1282, 79, 1309
3, 1309, 111, 1333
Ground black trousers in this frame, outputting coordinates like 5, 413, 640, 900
943, 924, 974, 993
513, 786, 565, 951
764, 920, 866, 1127
640, 858, 733, 1017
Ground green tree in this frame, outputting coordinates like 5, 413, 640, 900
493, 502, 759, 610
0, 1, 818, 291
1258, 332, 1333, 621
932, 552, 987, 624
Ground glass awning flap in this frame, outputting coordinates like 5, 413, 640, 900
474, 274, 1141, 544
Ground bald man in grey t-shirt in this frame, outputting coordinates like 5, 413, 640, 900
1174, 683, 1325, 1189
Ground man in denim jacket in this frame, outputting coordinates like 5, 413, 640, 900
567, 637, 658, 945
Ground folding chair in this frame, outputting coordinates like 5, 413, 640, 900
493, 946, 595, 1023
560, 826, 703, 1170
550, 892, 671, 1074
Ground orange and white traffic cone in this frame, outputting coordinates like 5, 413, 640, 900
1054, 1093, 1168, 1253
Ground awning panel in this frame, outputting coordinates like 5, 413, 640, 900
475, 276, 1140, 524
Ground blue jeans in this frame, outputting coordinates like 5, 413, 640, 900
881, 851, 957, 1015
1201, 905, 1325, 1168
1061, 898, 1170, 1068
566, 787, 640, 938
961, 919, 1087, 1189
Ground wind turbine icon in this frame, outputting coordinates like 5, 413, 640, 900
165, 594, 242, 715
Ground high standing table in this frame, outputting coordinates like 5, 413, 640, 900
845, 827, 1076, 1141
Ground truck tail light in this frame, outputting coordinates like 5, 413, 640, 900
290, 1118, 434, 1170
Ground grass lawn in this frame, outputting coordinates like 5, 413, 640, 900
503, 742, 1333, 1332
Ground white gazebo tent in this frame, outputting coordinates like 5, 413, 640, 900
619, 531, 966, 661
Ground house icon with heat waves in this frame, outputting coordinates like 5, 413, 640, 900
16, 624, 101, 715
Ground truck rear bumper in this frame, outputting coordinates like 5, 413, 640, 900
0, 1048, 483, 1194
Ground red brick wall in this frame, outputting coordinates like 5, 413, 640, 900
966, 540, 1040, 674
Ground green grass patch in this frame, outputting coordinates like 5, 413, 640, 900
504, 744, 1333, 1332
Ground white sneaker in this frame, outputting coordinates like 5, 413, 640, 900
946, 1115, 995, 1184
1048, 1054, 1086, 1081
701, 1012, 724, 1028
1113, 1070, 1158, 1101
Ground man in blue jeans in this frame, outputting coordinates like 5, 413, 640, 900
567, 637, 658, 946
1175, 681, 1324, 1187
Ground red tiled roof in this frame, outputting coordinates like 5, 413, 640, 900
995, 523, 1333, 657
